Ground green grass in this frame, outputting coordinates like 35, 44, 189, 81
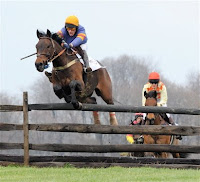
0, 166, 199, 182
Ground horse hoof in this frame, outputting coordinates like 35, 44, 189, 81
72, 102, 82, 109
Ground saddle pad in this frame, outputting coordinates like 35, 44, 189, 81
77, 54, 105, 71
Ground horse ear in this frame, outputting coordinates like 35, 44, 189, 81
37, 29, 44, 38
46, 29, 52, 37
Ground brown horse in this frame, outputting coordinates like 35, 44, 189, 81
35, 29, 118, 125
143, 90, 180, 158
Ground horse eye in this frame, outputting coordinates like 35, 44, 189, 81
47, 45, 51, 48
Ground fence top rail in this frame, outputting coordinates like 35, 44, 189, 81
1, 103, 200, 115
28, 103, 200, 115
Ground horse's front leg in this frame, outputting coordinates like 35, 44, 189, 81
53, 84, 71, 103
69, 80, 82, 108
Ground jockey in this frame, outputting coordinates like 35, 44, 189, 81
130, 113, 144, 125
57, 15, 92, 73
142, 72, 182, 140
142, 72, 176, 124
142, 72, 168, 107
126, 113, 144, 144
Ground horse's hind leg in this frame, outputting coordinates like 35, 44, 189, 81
109, 112, 118, 125
172, 153, 180, 158
93, 111, 101, 125
171, 138, 180, 158
95, 69, 118, 125
161, 152, 169, 158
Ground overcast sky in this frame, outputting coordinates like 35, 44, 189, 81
0, 0, 199, 98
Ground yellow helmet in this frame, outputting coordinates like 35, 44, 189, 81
65, 15, 79, 28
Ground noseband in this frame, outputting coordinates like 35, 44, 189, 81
145, 115, 155, 125
145, 113, 161, 125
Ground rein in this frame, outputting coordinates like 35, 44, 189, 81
48, 48, 66, 63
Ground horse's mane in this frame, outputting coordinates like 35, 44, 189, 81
52, 33, 63, 45
37, 29, 62, 46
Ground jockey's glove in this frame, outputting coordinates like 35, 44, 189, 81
69, 43, 73, 48
62, 40, 70, 49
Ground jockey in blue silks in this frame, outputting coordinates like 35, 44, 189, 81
57, 15, 92, 73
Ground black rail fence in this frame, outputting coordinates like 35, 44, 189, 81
0, 92, 200, 168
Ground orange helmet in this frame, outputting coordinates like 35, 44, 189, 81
148, 72, 160, 80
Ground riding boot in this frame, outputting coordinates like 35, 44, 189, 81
82, 50, 92, 73
45, 71, 52, 83
169, 117, 182, 140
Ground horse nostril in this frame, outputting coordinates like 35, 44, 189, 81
35, 62, 43, 67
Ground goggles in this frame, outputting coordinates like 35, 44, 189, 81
149, 79, 159, 84
66, 27, 76, 31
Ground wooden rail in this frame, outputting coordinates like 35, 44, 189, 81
1, 123, 200, 136
0, 105, 23, 112
0, 143, 200, 153
1, 103, 200, 115
0, 155, 199, 165
28, 103, 200, 115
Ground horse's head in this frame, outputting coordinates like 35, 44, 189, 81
145, 113, 156, 125
144, 90, 158, 125
144, 90, 157, 106
35, 29, 57, 72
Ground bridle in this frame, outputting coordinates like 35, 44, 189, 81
37, 37, 66, 63
145, 113, 156, 125
144, 96, 158, 125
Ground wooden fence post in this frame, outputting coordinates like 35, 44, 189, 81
23, 92, 29, 166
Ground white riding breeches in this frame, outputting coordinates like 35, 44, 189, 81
80, 43, 88, 51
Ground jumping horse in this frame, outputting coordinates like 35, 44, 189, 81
35, 29, 118, 125
143, 90, 180, 158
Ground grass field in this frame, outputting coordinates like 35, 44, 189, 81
0, 165, 199, 182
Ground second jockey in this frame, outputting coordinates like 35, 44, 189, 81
142, 72, 174, 124
142, 72, 182, 140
